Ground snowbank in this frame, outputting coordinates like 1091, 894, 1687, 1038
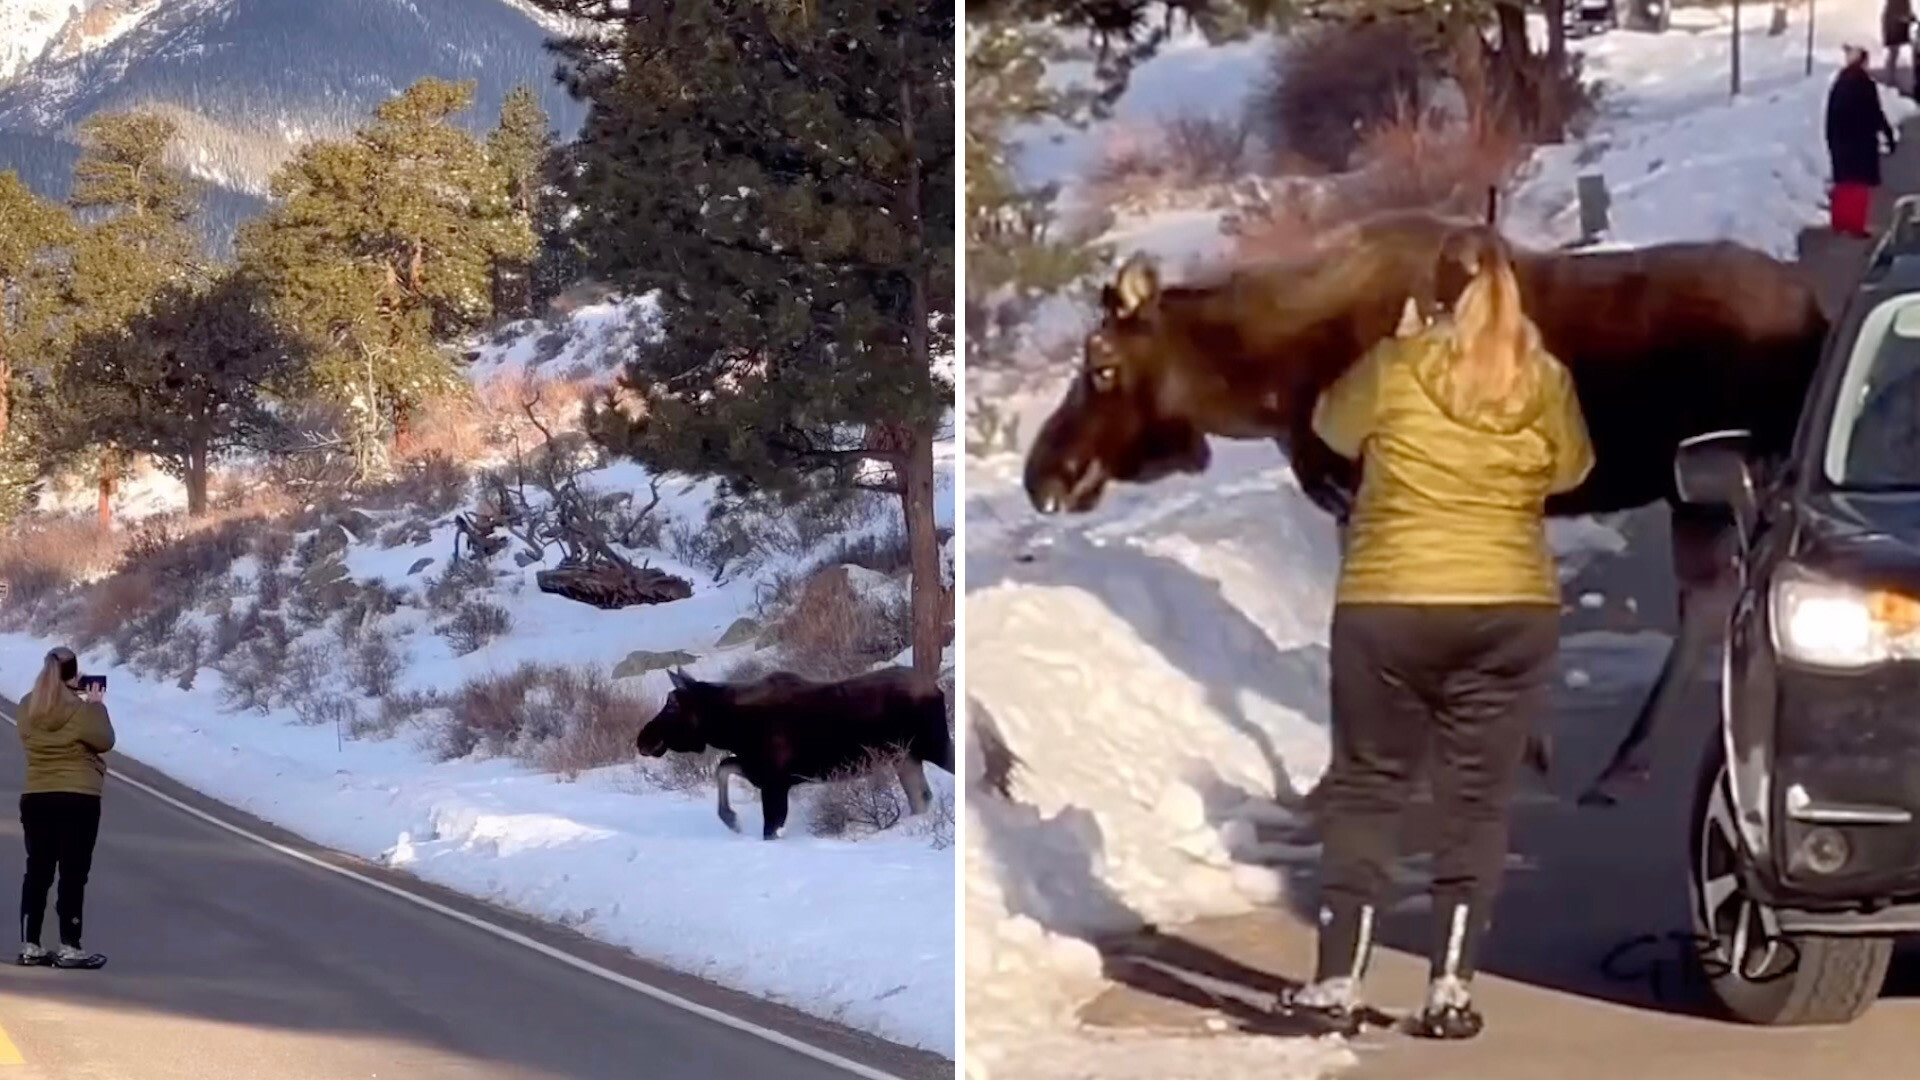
964, 433, 1354, 1077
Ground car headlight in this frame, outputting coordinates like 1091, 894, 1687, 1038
1771, 567, 1920, 669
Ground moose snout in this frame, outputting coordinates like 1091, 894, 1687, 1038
1025, 456, 1105, 516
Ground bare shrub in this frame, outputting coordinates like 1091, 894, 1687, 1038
438, 599, 513, 655
921, 785, 955, 850
357, 454, 472, 516
650, 745, 726, 794
1088, 111, 1251, 204
279, 640, 341, 708
1250, 18, 1441, 175
765, 566, 909, 679
351, 629, 406, 697
294, 690, 363, 734
215, 616, 294, 713
252, 528, 294, 573
434, 663, 652, 768
805, 746, 915, 838
334, 582, 407, 647
426, 557, 495, 612
355, 688, 447, 740
0, 519, 121, 621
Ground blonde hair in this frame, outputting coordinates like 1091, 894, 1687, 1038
1443, 228, 1544, 412
26, 646, 77, 716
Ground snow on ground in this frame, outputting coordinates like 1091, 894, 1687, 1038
7, 312, 960, 1056
965, 3, 1895, 1074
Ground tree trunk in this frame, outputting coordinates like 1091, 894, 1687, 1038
186, 438, 209, 517
96, 455, 116, 530
893, 70, 948, 683
1545, 0, 1567, 70
898, 425, 946, 681
0, 352, 10, 447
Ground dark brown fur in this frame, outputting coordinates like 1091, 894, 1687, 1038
636, 666, 954, 839
1024, 211, 1827, 802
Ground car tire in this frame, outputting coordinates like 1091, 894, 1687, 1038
1687, 740, 1892, 1026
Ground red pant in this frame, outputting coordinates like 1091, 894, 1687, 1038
1832, 182, 1873, 236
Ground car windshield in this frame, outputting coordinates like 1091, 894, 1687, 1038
1825, 296, 1920, 489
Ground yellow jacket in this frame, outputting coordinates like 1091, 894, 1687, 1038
18, 688, 115, 796
1312, 324, 1595, 607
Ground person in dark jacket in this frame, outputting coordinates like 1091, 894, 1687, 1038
1828, 44, 1897, 237
1284, 227, 1594, 1040
1886, 0, 1915, 90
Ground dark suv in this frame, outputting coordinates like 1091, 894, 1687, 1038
1674, 195, 1920, 1025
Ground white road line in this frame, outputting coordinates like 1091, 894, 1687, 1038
0, 710, 908, 1080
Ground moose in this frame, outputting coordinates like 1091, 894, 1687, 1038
635, 666, 956, 839
1023, 209, 1828, 805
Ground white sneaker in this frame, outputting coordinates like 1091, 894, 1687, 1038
51, 944, 105, 969
16, 942, 48, 966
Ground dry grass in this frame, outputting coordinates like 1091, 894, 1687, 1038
433, 662, 654, 771
804, 746, 916, 838
763, 565, 908, 680
1087, 111, 1253, 208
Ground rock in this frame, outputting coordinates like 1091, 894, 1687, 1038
613, 649, 700, 679
407, 557, 435, 576
534, 564, 693, 610
714, 616, 762, 648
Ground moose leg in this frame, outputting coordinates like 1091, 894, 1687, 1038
895, 758, 932, 816
714, 757, 745, 833
1579, 506, 1736, 807
761, 782, 792, 841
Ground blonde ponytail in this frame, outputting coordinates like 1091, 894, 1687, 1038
26, 647, 76, 717
1444, 228, 1544, 413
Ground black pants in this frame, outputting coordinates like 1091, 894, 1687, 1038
19, 792, 102, 948
1314, 603, 1558, 985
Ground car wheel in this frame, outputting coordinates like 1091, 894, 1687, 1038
1688, 741, 1892, 1025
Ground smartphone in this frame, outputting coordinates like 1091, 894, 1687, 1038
78, 675, 106, 693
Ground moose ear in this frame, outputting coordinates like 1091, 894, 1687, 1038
667, 668, 694, 691
1111, 254, 1160, 318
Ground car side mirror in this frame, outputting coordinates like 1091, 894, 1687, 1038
1675, 429, 1758, 543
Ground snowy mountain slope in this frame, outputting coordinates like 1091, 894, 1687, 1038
0, 0, 590, 250
0, 0, 76, 82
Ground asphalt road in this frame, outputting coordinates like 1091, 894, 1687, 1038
0, 699, 949, 1080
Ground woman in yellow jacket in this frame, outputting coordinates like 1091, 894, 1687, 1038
1290, 227, 1594, 1039
17, 646, 113, 969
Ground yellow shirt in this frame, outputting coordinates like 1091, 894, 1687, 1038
1311, 326, 1595, 607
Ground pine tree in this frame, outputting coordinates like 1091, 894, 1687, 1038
965, 19, 1107, 373
50, 272, 303, 516
238, 78, 535, 481
544, 0, 956, 678
52, 111, 209, 526
0, 174, 74, 520
0, 173, 76, 444
489, 84, 555, 320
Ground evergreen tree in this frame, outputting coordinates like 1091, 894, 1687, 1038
543, 0, 956, 678
238, 78, 535, 481
0, 174, 75, 520
49, 111, 209, 526
0, 173, 77, 443
50, 272, 303, 516
965, 19, 1106, 372
489, 84, 555, 320
530, 141, 591, 311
